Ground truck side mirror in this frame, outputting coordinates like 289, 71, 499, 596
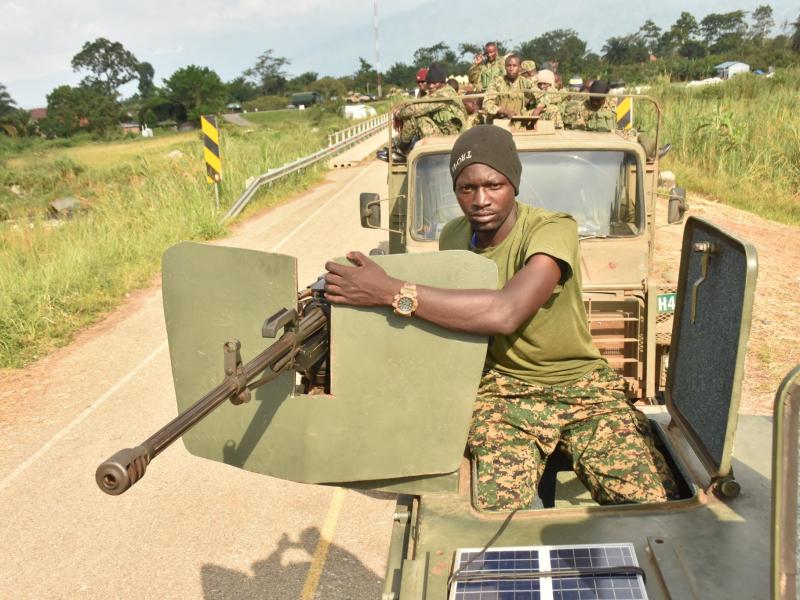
668, 187, 688, 224
360, 192, 381, 229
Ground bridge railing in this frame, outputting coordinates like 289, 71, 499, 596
221, 113, 389, 223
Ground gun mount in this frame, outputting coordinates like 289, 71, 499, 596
95, 281, 330, 496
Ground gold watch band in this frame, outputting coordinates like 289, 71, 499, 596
392, 282, 419, 317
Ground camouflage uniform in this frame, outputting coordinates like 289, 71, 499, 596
483, 75, 537, 122
562, 97, 617, 132
396, 85, 466, 144
463, 111, 485, 130
468, 58, 506, 93
469, 366, 677, 510
533, 90, 564, 129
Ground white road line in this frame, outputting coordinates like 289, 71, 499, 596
0, 341, 167, 493
271, 162, 377, 252
0, 160, 378, 494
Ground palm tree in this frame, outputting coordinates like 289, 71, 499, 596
0, 83, 20, 136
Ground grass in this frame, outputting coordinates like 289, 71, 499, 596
644, 68, 800, 226
0, 105, 364, 368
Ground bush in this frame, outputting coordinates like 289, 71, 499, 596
242, 95, 291, 111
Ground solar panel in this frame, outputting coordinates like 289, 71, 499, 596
449, 543, 648, 600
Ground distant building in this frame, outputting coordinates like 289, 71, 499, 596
120, 122, 140, 135
29, 108, 47, 120
714, 61, 750, 79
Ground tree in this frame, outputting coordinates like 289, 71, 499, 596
457, 42, 483, 58
71, 38, 140, 94
793, 12, 800, 52
661, 11, 701, 55
41, 84, 120, 136
602, 35, 649, 64
638, 20, 662, 55
750, 5, 774, 42
310, 76, 346, 101
515, 29, 588, 75
244, 49, 290, 96
678, 40, 709, 59
352, 58, 377, 93
700, 11, 748, 53
164, 65, 226, 121
288, 71, 319, 93
0, 83, 19, 135
137, 62, 155, 99
226, 76, 259, 102
412, 42, 456, 67
384, 62, 418, 88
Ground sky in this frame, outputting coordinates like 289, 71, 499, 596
2, 0, 798, 108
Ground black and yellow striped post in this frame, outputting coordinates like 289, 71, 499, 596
201, 115, 222, 207
615, 96, 633, 130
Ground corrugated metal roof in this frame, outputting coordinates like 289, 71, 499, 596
714, 61, 748, 69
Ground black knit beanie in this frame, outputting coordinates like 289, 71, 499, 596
425, 63, 447, 83
449, 125, 521, 195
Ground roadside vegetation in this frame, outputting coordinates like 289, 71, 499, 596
0, 105, 356, 368
653, 68, 800, 225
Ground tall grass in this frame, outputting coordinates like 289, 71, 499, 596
0, 107, 357, 368
646, 69, 800, 225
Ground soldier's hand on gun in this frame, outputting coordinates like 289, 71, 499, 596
324, 251, 399, 307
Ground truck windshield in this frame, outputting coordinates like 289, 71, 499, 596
412, 150, 643, 241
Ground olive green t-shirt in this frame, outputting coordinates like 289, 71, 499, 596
439, 202, 604, 386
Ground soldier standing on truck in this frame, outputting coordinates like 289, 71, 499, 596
483, 54, 536, 123
325, 125, 676, 511
562, 79, 617, 131
468, 42, 506, 92
378, 64, 466, 163
529, 69, 563, 129
415, 68, 429, 97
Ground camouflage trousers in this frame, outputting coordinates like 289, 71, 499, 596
469, 366, 677, 510
400, 116, 435, 143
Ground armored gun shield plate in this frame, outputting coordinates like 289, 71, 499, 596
163, 241, 298, 467
163, 244, 496, 486
665, 217, 758, 482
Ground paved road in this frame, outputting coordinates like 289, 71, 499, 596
0, 161, 394, 599
221, 112, 255, 127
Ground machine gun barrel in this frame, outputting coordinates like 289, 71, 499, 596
95, 304, 327, 496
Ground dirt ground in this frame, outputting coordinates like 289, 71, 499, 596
653, 192, 800, 415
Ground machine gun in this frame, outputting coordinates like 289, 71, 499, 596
95, 279, 330, 496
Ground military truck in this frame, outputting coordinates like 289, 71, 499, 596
96, 217, 797, 599
359, 95, 687, 402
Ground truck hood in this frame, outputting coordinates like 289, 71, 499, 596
579, 238, 648, 290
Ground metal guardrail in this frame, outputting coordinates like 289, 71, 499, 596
221, 114, 389, 223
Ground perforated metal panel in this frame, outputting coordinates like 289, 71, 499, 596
665, 217, 757, 480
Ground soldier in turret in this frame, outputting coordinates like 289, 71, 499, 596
326, 126, 677, 511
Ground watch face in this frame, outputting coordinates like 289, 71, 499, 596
397, 296, 415, 313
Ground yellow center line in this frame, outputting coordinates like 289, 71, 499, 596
300, 486, 347, 599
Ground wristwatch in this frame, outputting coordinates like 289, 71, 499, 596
392, 282, 418, 317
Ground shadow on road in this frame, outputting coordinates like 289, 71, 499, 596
201, 526, 383, 599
